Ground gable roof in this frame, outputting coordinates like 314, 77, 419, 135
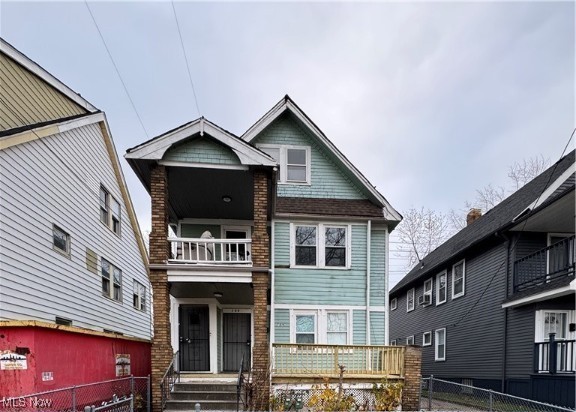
1, 38, 97, 113
242, 95, 402, 224
390, 150, 575, 295
125, 117, 277, 167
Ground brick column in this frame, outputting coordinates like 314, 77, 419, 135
402, 345, 422, 411
252, 170, 270, 411
149, 165, 173, 412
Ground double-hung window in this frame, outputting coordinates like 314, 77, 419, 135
406, 335, 415, 345
423, 278, 433, 305
291, 310, 350, 345
53, 225, 70, 256
100, 185, 121, 235
452, 260, 465, 299
407, 288, 415, 312
292, 224, 349, 268
258, 145, 311, 184
102, 258, 122, 302
423, 331, 432, 346
436, 271, 447, 305
435, 328, 446, 361
133, 280, 146, 311
390, 298, 397, 311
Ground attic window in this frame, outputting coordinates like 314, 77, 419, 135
258, 144, 310, 184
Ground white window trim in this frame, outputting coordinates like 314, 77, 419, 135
390, 339, 397, 346
423, 331, 432, 346
451, 259, 466, 299
546, 233, 573, 275
436, 271, 447, 306
390, 298, 397, 311
133, 280, 146, 311
406, 335, 415, 345
290, 223, 351, 269
290, 309, 352, 345
435, 328, 446, 361
102, 258, 122, 302
52, 224, 71, 257
423, 278, 433, 306
407, 288, 415, 312
100, 185, 121, 236
534, 309, 575, 342
257, 144, 311, 185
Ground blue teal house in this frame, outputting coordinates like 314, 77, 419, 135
126, 95, 403, 409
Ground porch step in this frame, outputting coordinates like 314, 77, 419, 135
166, 381, 239, 411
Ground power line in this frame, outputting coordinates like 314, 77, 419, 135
84, 1, 149, 138
171, 0, 201, 117
451, 128, 576, 328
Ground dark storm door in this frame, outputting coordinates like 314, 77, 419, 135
180, 305, 210, 371
223, 313, 251, 372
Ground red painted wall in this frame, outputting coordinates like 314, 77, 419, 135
0, 326, 151, 397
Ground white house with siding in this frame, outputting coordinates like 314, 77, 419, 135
0, 38, 151, 393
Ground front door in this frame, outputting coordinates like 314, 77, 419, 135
223, 312, 251, 372
180, 305, 210, 371
223, 227, 251, 262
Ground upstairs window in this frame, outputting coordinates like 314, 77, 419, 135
102, 258, 122, 302
53, 225, 70, 256
292, 224, 349, 268
390, 298, 397, 311
422, 278, 433, 306
436, 271, 447, 305
423, 331, 432, 346
100, 186, 121, 235
407, 288, 415, 312
452, 260, 465, 299
258, 145, 311, 184
435, 328, 446, 361
133, 280, 146, 311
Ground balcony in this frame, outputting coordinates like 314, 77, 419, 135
534, 334, 575, 374
513, 235, 575, 293
169, 237, 252, 265
272, 344, 405, 378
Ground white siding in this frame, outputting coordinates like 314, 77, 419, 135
0, 122, 151, 339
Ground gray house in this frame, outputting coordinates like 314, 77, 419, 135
389, 150, 575, 408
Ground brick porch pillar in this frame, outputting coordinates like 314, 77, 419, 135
252, 170, 270, 411
149, 164, 173, 412
402, 345, 422, 411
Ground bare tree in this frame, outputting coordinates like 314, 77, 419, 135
394, 207, 452, 269
396, 156, 551, 266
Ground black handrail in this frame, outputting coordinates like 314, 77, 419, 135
534, 334, 575, 374
160, 351, 180, 410
237, 353, 245, 412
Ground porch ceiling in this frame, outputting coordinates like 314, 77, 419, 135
510, 190, 575, 233
170, 282, 254, 305
167, 167, 254, 221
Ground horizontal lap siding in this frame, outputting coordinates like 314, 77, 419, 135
0, 123, 150, 339
251, 114, 365, 199
163, 137, 240, 165
353, 310, 366, 344
274, 309, 290, 343
370, 229, 386, 307
389, 243, 507, 379
370, 312, 385, 344
0, 52, 86, 131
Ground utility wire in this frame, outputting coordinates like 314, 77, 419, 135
84, 1, 149, 138
171, 0, 201, 117
451, 128, 576, 328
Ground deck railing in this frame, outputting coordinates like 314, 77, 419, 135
272, 344, 404, 377
513, 235, 575, 292
534, 334, 575, 374
168, 237, 252, 264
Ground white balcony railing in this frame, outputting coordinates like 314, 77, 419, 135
168, 237, 252, 265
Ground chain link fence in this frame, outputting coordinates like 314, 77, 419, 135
420, 376, 574, 412
0, 376, 150, 412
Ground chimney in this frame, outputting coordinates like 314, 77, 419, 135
467, 208, 482, 226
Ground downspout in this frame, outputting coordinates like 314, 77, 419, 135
501, 233, 511, 392
270, 220, 276, 351
366, 220, 371, 345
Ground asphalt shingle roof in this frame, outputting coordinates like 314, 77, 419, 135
390, 150, 575, 295
276, 197, 385, 218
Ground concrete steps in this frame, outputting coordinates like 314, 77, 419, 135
165, 382, 239, 411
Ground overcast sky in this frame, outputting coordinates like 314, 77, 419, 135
2, 1, 574, 286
